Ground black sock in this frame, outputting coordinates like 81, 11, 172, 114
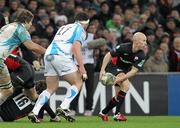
102, 97, 118, 114
38, 102, 56, 119
115, 90, 126, 115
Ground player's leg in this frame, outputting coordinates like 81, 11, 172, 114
113, 73, 130, 121
28, 55, 59, 123
42, 102, 60, 122
99, 64, 121, 121
0, 65, 13, 105
55, 58, 83, 122
56, 71, 82, 122
84, 64, 94, 116
69, 93, 80, 116
28, 76, 59, 123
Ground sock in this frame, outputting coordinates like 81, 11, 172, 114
43, 102, 56, 119
102, 97, 118, 114
0, 93, 7, 105
60, 85, 78, 109
115, 90, 126, 115
32, 90, 50, 115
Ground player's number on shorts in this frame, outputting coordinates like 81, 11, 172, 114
13, 93, 31, 110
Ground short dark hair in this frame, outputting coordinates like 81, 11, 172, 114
74, 12, 89, 22
16, 9, 34, 23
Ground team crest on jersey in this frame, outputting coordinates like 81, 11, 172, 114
134, 56, 139, 61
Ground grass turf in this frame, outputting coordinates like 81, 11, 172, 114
0, 116, 179, 128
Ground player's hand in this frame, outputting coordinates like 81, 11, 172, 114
99, 69, 105, 80
82, 73, 88, 81
33, 60, 41, 71
78, 66, 87, 80
114, 76, 126, 84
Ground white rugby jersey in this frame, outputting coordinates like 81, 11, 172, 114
45, 22, 86, 58
82, 33, 94, 64
0, 22, 31, 59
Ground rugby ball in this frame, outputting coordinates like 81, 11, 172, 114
101, 72, 115, 86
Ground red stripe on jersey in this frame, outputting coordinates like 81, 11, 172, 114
111, 57, 118, 65
4, 57, 21, 71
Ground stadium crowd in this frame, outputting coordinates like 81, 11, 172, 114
0, 0, 179, 72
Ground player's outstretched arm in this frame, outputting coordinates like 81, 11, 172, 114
23, 40, 46, 55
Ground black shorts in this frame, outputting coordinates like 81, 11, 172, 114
105, 62, 129, 76
10, 57, 35, 89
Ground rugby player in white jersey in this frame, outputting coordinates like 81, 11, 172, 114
0, 9, 46, 106
28, 12, 89, 123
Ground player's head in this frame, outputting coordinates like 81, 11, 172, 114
35, 80, 47, 94
75, 12, 89, 30
16, 9, 34, 30
132, 32, 147, 52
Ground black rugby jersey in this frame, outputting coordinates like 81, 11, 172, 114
110, 43, 146, 71
0, 88, 33, 121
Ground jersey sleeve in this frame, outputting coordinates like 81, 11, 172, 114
73, 25, 86, 44
110, 44, 123, 57
17, 25, 31, 43
133, 51, 146, 70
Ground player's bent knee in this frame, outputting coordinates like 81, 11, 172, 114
121, 80, 130, 92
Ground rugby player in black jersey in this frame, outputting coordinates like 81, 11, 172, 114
0, 55, 59, 122
99, 32, 147, 121
0, 80, 59, 122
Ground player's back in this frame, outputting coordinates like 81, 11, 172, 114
0, 22, 30, 59
45, 22, 86, 58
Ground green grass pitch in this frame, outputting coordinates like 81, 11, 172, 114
0, 116, 179, 128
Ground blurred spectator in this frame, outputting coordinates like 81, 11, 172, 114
113, 4, 122, 15
55, 15, 68, 29
35, 14, 50, 38
165, 17, 177, 39
44, 24, 55, 42
160, 32, 171, 47
155, 24, 165, 43
0, 0, 5, 12
0, 12, 5, 28
9, 0, 20, 15
146, 29, 159, 55
106, 13, 124, 38
159, 42, 169, 64
61, 0, 75, 23
123, 8, 135, 25
147, 2, 164, 24
106, 31, 118, 51
48, 9, 57, 29
169, 37, 180, 72
144, 48, 168, 72
158, 0, 174, 19
28, 0, 38, 14
88, 6, 98, 19
129, 18, 141, 33
97, 1, 111, 26
33, 7, 47, 24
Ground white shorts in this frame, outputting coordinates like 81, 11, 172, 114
44, 55, 78, 76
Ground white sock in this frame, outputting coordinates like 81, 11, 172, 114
60, 85, 78, 109
32, 90, 50, 115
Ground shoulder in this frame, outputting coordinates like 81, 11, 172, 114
115, 42, 132, 50
136, 50, 146, 59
